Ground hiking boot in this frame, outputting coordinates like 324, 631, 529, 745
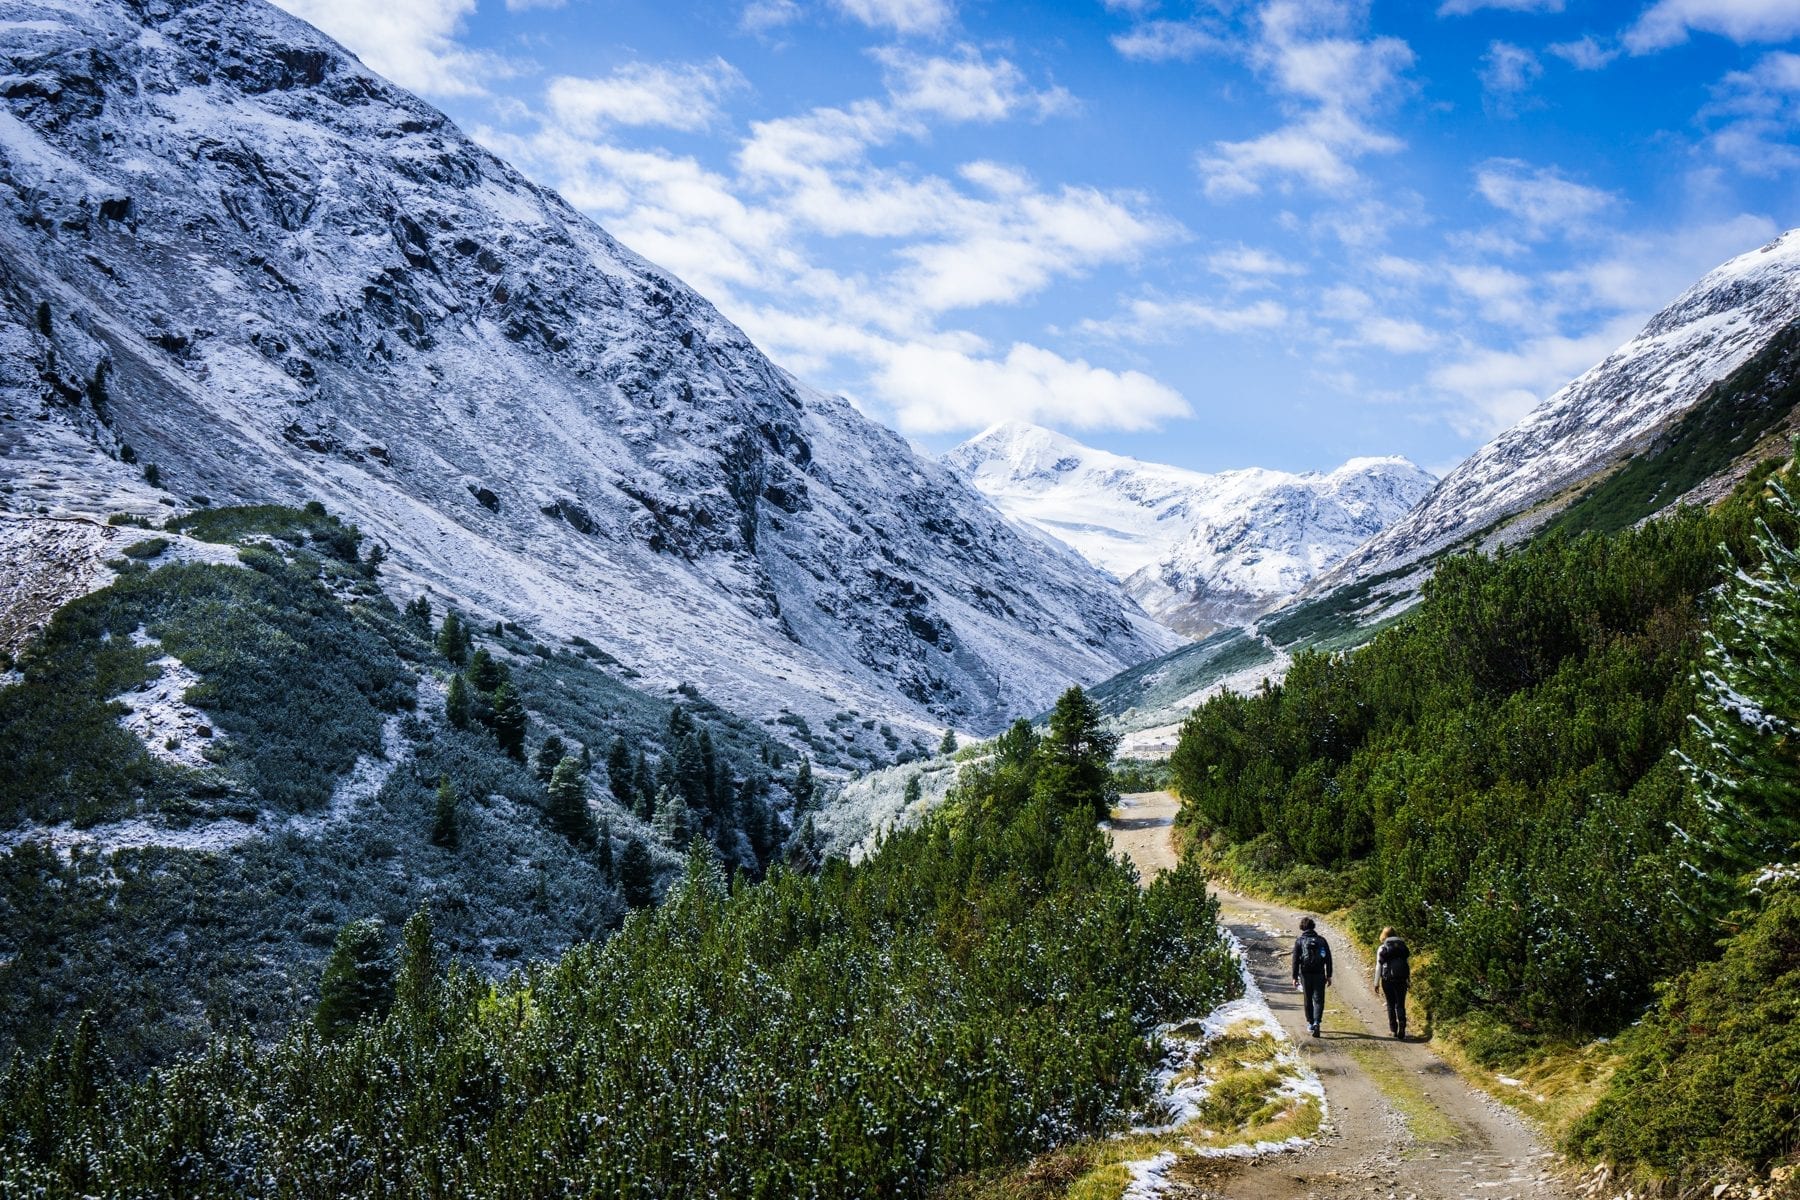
1310, 1024, 1320, 1038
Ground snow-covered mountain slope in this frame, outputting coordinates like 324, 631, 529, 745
1319, 229, 1800, 590
0, 0, 1179, 735
944, 423, 1434, 635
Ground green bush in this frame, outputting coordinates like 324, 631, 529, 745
1569, 884, 1800, 1178
0, 722, 1240, 1197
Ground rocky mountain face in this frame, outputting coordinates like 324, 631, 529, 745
1317, 229, 1800, 590
944, 423, 1434, 636
0, 0, 1178, 735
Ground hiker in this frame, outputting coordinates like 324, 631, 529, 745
1376, 926, 1411, 1040
1291, 916, 1332, 1038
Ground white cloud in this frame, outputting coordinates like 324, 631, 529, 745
504, 0, 564, 11
873, 341, 1190, 433
1317, 284, 1438, 352
1479, 41, 1542, 107
271, 0, 504, 97
741, 0, 802, 31
1625, 0, 1800, 53
1112, 19, 1229, 61
1207, 244, 1307, 281
546, 60, 746, 135
1703, 51, 1800, 176
1077, 295, 1288, 342
1548, 35, 1619, 70
1191, 2, 1414, 199
833, 0, 954, 35
1437, 0, 1561, 13
877, 46, 1073, 122
1474, 159, 1616, 234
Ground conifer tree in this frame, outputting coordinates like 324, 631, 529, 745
939, 727, 958, 756
535, 734, 567, 783
467, 648, 506, 693
431, 775, 459, 849
618, 837, 655, 908
1682, 479, 1800, 882
1034, 686, 1119, 821
653, 786, 691, 847
903, 774, 922, 807
394, 905, 440, 1017
783, 813, 824, 873
315, 918, 392, 1040
405, 596, 432, 638
994, 718, 1040, 769
607, 736, 633, 804
436, 611, 470, 665
667, 704, 693, 739
793, 756, 815, 813
444, 674, 472, 731
580, 743, 592, 771
596, 815, 614, 877
676, 735, 708, 811
634, 748, 654, 806
490, 682, 527, 761
698, 728, 718, 809
547, 756, 592, 842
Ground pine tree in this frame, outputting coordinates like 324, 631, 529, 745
939, 727, 958, 756
698, 728, 719, 810
903, 774, 922, 807
394, 905, 440, 1017
491, 682, 527, 761
315, 918, 392, 1040
436, 611, 470, 665
596, 815, 614, 877
675, 735, 708, 811
431, 775, 459, 849
994, 718, 1040, 768
653, 786, 691, 847
607, 736, 633, 805
405, 596, 433, 639
633, 748, 653, 807
1034, 686, 1119, 821
467, 648, 507, 693
1682, 478, 1800, 883
667, 704, 694, 739
793, 756, 815, 813
445, 674, 473, 731
784, 813, 824, 873
618, 837, 655, 908
535, 734, 568, 783
547, 756, 592, 842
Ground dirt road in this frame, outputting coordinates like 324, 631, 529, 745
1106, 792, 1571, 1200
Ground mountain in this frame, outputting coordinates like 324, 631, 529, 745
1317, 229, 1800, 591
944, 422, 1434, 636
0, 0, 1177, 737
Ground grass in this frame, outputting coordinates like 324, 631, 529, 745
943, 1021, 1323, 1200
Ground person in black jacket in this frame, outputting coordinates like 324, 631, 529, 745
1291, 916, 1332, 1037
1375, 926, 1411, 1040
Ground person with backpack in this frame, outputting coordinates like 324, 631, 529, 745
1375, 926, 1411, 1040
1291, 916, 1332, 1037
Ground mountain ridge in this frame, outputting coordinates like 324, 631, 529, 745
944, 421, 1434, 636
0, 0, 1176, 738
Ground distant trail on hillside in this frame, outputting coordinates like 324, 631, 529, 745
1105, 792, 1573, 1200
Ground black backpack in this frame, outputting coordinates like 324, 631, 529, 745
1298, 931, 1325, 971
1379, 937, 1410, 980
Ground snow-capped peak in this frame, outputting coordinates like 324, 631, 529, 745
944, 424, 1435, 636
1320, 227, 1800, 589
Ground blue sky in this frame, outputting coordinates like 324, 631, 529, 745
273, 0, 1800, 476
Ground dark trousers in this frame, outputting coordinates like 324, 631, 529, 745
1381, 975, 1409, 1033
1300, 972, 1327, 1028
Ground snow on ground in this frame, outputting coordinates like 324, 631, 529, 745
0, 708, 415, 861
113, 627, 223, 770
1117, 927, 1325, 1196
